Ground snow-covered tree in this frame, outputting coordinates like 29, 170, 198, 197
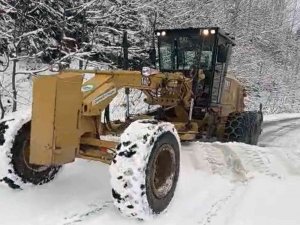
0, 0, 299, 114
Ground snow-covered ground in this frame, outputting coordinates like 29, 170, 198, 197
1, 114, 300, 225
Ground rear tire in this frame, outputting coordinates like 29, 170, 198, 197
110, 120, 180, 219
224, 111, 262, 145
247, 112, 262, 145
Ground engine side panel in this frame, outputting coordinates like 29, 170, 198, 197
220, 76, 245, 117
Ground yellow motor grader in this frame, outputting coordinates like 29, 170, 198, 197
0, 27, 262, 219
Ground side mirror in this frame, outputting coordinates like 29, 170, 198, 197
217, 45, 228, 63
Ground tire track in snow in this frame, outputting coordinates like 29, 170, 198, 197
221, 143, 282, 179
197, 182, 250, 225
62, 201, 112, 225
194, 131, 289, 225
185, 142, 251, 225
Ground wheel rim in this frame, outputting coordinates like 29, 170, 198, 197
151, 143, 176, 199
22, 137, 49, 173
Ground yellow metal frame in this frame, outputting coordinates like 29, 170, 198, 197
29, 69, 244, 166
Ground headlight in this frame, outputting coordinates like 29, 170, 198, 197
203, 29, 209, 36
210, 29, 216, 34
156, 32, 161, 36
161, 31, 166, 36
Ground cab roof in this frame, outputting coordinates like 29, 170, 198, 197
155, 27, 236, 46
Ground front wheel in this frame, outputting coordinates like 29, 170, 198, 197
0, 114, 60, 189
11, 122, 61, 186
110, 120, 180, 219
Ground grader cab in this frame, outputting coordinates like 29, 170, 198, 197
0, 27, 262, 219
156, 28, 233, 106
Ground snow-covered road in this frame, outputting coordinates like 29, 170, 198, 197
1, 114, 300, 225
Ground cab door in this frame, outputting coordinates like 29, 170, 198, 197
210, 36, 231, 105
